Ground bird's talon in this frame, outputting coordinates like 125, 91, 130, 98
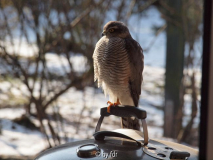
107, 101, 113, 105
107, 101, 114, 113
107, 100, 121, 113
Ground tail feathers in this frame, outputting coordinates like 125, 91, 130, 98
121, 117, 140, 131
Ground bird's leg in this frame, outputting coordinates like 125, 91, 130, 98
107, 98, 121, 113
114, 98, 121, 106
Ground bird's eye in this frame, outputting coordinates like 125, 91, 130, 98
109, 28, 114, 32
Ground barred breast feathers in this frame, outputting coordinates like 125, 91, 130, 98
93, 36, 132, 103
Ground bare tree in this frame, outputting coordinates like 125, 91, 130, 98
177, 0, 203, 145
0, 0, 154, 148
0, 0, 110, 147
157, 0, 202, 143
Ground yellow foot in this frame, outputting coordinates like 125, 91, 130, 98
107, 99, 121, 113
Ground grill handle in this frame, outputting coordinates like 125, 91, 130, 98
94, 106, 148, 145
100, 105, 147, 119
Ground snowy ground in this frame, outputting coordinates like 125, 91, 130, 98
0, 64, 201, 157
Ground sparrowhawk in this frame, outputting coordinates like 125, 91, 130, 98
93, 21, 144, 130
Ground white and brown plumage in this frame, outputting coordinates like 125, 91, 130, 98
93, 21, 144, 130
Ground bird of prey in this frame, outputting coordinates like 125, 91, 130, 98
93, 21, 144, 130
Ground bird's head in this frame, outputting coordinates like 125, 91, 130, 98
102, 21, 131, 39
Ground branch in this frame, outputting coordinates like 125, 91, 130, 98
161, 13, 182, 28
70, 0, 105, 28
43, 71, 90, 111
137, 0, 158, 13
125, 0, 136, 22
159, 0, 176, 15
143, 24, 167, 52
0, 46, 33, 93
43, 82, 73, 110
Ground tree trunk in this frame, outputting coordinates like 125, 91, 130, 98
163, 0, 185, 138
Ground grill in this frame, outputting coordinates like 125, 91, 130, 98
35, 106, 198, 160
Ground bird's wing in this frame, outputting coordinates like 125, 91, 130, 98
93, 37, 105, 87
125, 38, 144, 107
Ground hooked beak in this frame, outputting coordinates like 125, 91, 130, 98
102, 31, 106, 37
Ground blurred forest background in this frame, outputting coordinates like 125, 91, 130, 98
0, 0, 203, 159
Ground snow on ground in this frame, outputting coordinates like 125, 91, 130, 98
0, 65, 167, 157
0, 119, 46, 156
0, 63, 201, 157
0, 108, 24, 120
